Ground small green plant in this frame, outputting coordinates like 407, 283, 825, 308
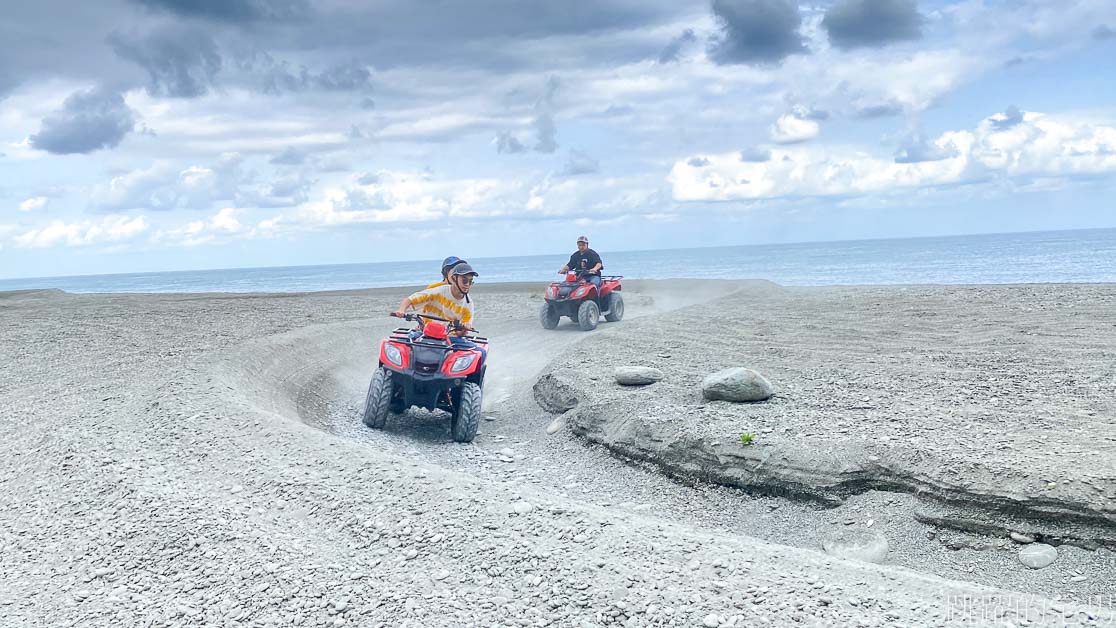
739, 432, 755, 446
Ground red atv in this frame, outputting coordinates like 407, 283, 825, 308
362, 313, 488, 443
539, 270, 624, 331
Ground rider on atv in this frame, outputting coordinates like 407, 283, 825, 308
394, 263, 485, 357
428, 255, 468, 289
558, 235, 603, 290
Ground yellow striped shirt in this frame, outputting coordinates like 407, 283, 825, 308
407, 284, 474, 326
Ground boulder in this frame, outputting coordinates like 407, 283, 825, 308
701, 368, 774, 402
614, 366, 664, 386
821, 528, 889, 564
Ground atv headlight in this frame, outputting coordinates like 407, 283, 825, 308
449, 354, 476, 373
384, 343, 403, 366
572, 286, 591, 298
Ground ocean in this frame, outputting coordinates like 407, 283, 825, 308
3, 227, 1115, 294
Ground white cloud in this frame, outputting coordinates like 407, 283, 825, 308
670, 109, 1116, 202
13, 215, 148, 249
125, 89, 351, 155
261, 168, 666, 236
95, 156, 239, 211
88, 154, 311, 212
152, 207, 249, 247
288, 171, 513, 229
770, 114, 820, 144
19, 197, 49, 212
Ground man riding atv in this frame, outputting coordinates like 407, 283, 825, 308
558, 235, 603, 291
542, 237, 623, 331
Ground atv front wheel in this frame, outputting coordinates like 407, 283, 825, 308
604, 292, 625, 322
362, 367, 393, 429
451, 382, 482, 443
539, 301, 560, 329
577, 300, 600, 331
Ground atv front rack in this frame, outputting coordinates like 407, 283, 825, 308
391, 327, 489, 346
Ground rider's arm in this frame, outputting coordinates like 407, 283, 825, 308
398, 286, 438, 316
560, 252, 577, 273
393, 297, 413, 317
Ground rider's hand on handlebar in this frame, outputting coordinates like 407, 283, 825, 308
391, 309, 407, 318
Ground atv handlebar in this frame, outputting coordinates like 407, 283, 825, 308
390, 311, 476, 333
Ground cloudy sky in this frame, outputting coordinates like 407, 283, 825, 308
2, 0, 1115, 279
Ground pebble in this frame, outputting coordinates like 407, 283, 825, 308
1018, 543, 1058, 569
546, 417, 566, 435
614, 366, 664, 386
512, 502, 534, 515
821, 529, 889, 564
1009, 532, 1034, 544
703, 613, 721, 627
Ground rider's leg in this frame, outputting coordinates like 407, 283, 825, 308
451, 335, 487, 364
588, 274, 602, 305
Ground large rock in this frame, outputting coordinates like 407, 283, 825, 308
820, 529, 889, 564
533, 373, 580, 414
614, 366, 664, 386
701, 368, 774, 402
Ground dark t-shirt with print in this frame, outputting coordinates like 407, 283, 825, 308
567, 248, 603, 274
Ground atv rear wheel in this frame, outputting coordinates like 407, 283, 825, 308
451, 382, 482, 443
362, 367, 393, 429
539, 301, 560, 329
577, 300, 600, 331
604, 292, 625, 322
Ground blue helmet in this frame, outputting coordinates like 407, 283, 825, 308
441, 256, 465, 277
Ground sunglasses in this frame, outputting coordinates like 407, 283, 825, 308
456, 276, 476, 285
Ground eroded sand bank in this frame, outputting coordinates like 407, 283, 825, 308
540, 283, 1116, 537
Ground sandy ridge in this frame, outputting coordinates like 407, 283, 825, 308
538, 283, 1116, 539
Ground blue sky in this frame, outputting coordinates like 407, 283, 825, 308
1, 0, 1115, 279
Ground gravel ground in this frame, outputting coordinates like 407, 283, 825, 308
1, 282, 1114, 627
